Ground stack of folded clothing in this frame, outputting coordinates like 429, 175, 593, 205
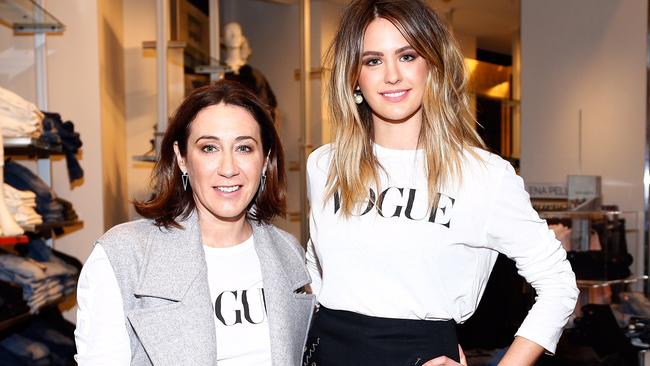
54, 197, 78, 223
4, 160, 65, 224
25, 239, 78, 297
0, 87, 43, 138
0, 308, 76, 365
0, 253, 78, 314
42, 112, 84, 183
0, 280, 30, 322
3, 183, 43, 227
0, 334, 50, 366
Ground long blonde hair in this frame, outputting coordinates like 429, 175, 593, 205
324, 0, 484, 216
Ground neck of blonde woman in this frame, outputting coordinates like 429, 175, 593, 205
372, 108, 423, 150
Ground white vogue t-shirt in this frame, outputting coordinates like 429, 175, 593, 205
74, 235, 272, 366
203, 235, 272, 366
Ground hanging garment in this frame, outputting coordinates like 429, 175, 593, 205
41, 112, 84, 183
225, 65, 278, 120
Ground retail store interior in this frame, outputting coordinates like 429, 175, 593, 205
0, 0, 648, 364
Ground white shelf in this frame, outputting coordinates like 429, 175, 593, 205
576, 275, 648, 289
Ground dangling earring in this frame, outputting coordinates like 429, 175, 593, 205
259, 172, 267, 194
354, 87, 364, 105
258, 149, 271, 195
181, 171, 189, 191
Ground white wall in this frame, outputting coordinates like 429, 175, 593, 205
314, 1, 344, 145
521, 0, 647, 276
123, 0, 158, 219
99, 0, 129, 230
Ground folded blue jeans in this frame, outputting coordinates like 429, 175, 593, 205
0, 334, 50, 364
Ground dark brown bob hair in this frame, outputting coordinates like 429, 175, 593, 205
134, 80, 286, 228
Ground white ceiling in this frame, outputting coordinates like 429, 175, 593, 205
428, 0, 520, 55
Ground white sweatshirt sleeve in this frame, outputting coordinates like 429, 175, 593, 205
484, 162, 579, 354
305, 151, 323, 297
74, 244, 131, 365
305, 237, 322, 296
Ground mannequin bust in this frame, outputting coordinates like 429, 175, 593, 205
223, 22, 246, 74
222, 22, 278, 120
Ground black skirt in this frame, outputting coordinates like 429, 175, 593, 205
303, 306, 460, 366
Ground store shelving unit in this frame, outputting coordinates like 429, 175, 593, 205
577, 275, 649, 289
0, 0, 74, 337
0, 312, 30, 334
0, 235, 29, 246
3, 137, 62, 157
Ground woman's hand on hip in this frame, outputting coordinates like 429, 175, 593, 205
422, 345, 467, 366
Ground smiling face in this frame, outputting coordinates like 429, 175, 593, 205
174, 103, 265, 224
357, 17, 429, 125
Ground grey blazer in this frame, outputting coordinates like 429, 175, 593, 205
98, 211, 316, 366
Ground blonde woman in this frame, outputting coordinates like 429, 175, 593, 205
304, 1, 578, 365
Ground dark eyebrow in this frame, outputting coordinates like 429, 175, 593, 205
361, 51, 383, 57
194, 135, 259, 144
195, 135, 219, 143
235, 136, 259, 144
361, 46, 414, 57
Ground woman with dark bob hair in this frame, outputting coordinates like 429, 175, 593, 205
74, 80, 316, 365
304, 0, 578, 365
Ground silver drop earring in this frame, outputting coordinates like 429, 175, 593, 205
260, 172, 267, 194
259, 149, 271, 194
181, 172, 189, 191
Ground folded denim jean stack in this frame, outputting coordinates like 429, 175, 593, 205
3, 183, 42, 227
4, 160, 65, 224
0, 333, 50, 366
0, 308, 76, 365
0, 252, 78, 314
0, 87, 43, 138
54, 197, 78, 223
0, 280, 29, 323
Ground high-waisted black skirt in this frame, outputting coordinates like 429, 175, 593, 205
302, 306, 459, 366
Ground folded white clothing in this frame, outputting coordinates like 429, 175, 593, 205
15, 214, 43, 226
4, 184, 37, 200
7, 205, 39, 215
7, 203, 39, 213
0, 86, 43, 120
5, 197, 37, 207
0, 105, 40, 123
0, 114, 41, 137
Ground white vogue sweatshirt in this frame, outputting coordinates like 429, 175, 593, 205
306, 143, 579, 354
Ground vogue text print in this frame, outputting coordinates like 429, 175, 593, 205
334, 187, 455, 228
214, 288, 267, 326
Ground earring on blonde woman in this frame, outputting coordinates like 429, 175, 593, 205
354, 87, 364, 105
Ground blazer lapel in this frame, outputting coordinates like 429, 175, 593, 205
126, 212, 218, 365
252, 223, 315, 366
